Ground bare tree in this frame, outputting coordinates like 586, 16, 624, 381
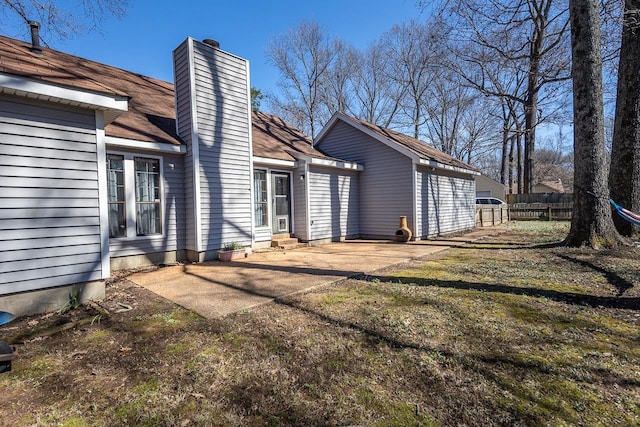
350, 40, 403, 127
565, 0, 619, 248
609, 0, 640, 236
1, 0, 127, 41
382, 20, 440, 139
318, 41, 356, 125
447, 0, 572, 193
266, 21, 339, 138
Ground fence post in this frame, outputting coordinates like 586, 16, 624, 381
548, 206, 552, 221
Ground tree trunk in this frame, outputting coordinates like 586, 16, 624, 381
523, 86, 538, 194
517, 132, 523, 194
609, 0, 640, 237
508, 135, 515, 194
500, 118, 509, 186
565, 0, 620, 248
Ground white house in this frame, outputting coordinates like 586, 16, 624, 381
0, 31, 478, 317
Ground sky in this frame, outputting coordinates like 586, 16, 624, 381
11, 0, 425, 99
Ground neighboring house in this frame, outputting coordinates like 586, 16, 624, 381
475, 175, 506, 201
314, 113, 479, 240
0, 32, 476, 317
534, 179, 566, 194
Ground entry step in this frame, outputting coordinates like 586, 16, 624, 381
271, 234, 299, 249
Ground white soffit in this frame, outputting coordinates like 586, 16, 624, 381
105, 137, 186, 154
0, 73, 128, 124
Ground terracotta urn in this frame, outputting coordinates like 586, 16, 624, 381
395, 216, 412, 242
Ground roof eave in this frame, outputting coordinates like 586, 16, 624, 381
294, 152, 364, 171
0, 72, 128, 124
105, 136, 186, 154
418, 158, 480, 175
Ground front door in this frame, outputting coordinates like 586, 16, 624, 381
272, 173, 290, 234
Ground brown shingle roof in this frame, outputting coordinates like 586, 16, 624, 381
344, 115, 478, 172
251, 111, 338, 162
0, 34, 329, 160
0, 35, 180, 145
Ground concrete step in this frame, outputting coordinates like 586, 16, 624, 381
271, 237, 299, 249
271, 233, 291, 240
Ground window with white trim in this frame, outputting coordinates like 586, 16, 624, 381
254, 169, 268, 227
135, 157, 162, 235
106, 153, 163, 238
107, 154, 126, 237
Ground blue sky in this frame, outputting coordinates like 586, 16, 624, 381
25, 0, 425, 97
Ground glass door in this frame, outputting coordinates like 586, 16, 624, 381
271, 173, 290, 234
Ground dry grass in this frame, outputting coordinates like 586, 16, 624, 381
1, 221, 638, 426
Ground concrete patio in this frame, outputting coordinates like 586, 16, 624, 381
127, 227, 504, 318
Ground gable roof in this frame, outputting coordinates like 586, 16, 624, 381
0, 34, 333, 162
315, 112, 479, 174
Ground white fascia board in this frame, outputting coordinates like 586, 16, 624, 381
418, 158, 480, 176
252, 156, 297, 168
0, 73, 128, 123
105, 136, 186, 154
294, 151, 363, 171
308, 157, 363, 171
315, 112, 420, 162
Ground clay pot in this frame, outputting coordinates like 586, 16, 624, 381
395, 216, 412, 242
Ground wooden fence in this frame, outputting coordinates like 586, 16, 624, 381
508, 203, 573, 221
475, 206, 510, 227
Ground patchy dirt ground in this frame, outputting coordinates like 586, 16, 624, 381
1, 222, 638, 426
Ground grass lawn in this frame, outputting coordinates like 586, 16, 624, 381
0, 221, 638, 426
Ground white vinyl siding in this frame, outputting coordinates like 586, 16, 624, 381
174, 38, 253, 257
293, 167, 308, 241
308, 166, 359, 241
416, 166, 475, 237
0, 96, 104, 294
173, 41, 198, 252
317, 120, 414, 239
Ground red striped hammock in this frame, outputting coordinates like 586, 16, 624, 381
610, 199, 640, 227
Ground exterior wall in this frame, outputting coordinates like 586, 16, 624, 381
475, 175, 506, 200
107, 150, 186, 264
316, 120, 414, 239
0, 95, 104, 295
173, 41, 198, 253
174, 38, 253, 260
308, 165, 359, 241
293, 166, 309, 241
416, 166, 475, 238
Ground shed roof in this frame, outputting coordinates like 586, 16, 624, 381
0, 34, 329, 162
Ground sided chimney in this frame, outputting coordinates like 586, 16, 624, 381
28, 20, 42, 54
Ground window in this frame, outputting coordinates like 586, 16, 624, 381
135, 157, 162, 235
254, 169, 268, 227
106, 153, 163, 238
107, 154, 126, 237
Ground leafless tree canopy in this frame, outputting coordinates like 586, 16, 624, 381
1, 0, 128, 42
